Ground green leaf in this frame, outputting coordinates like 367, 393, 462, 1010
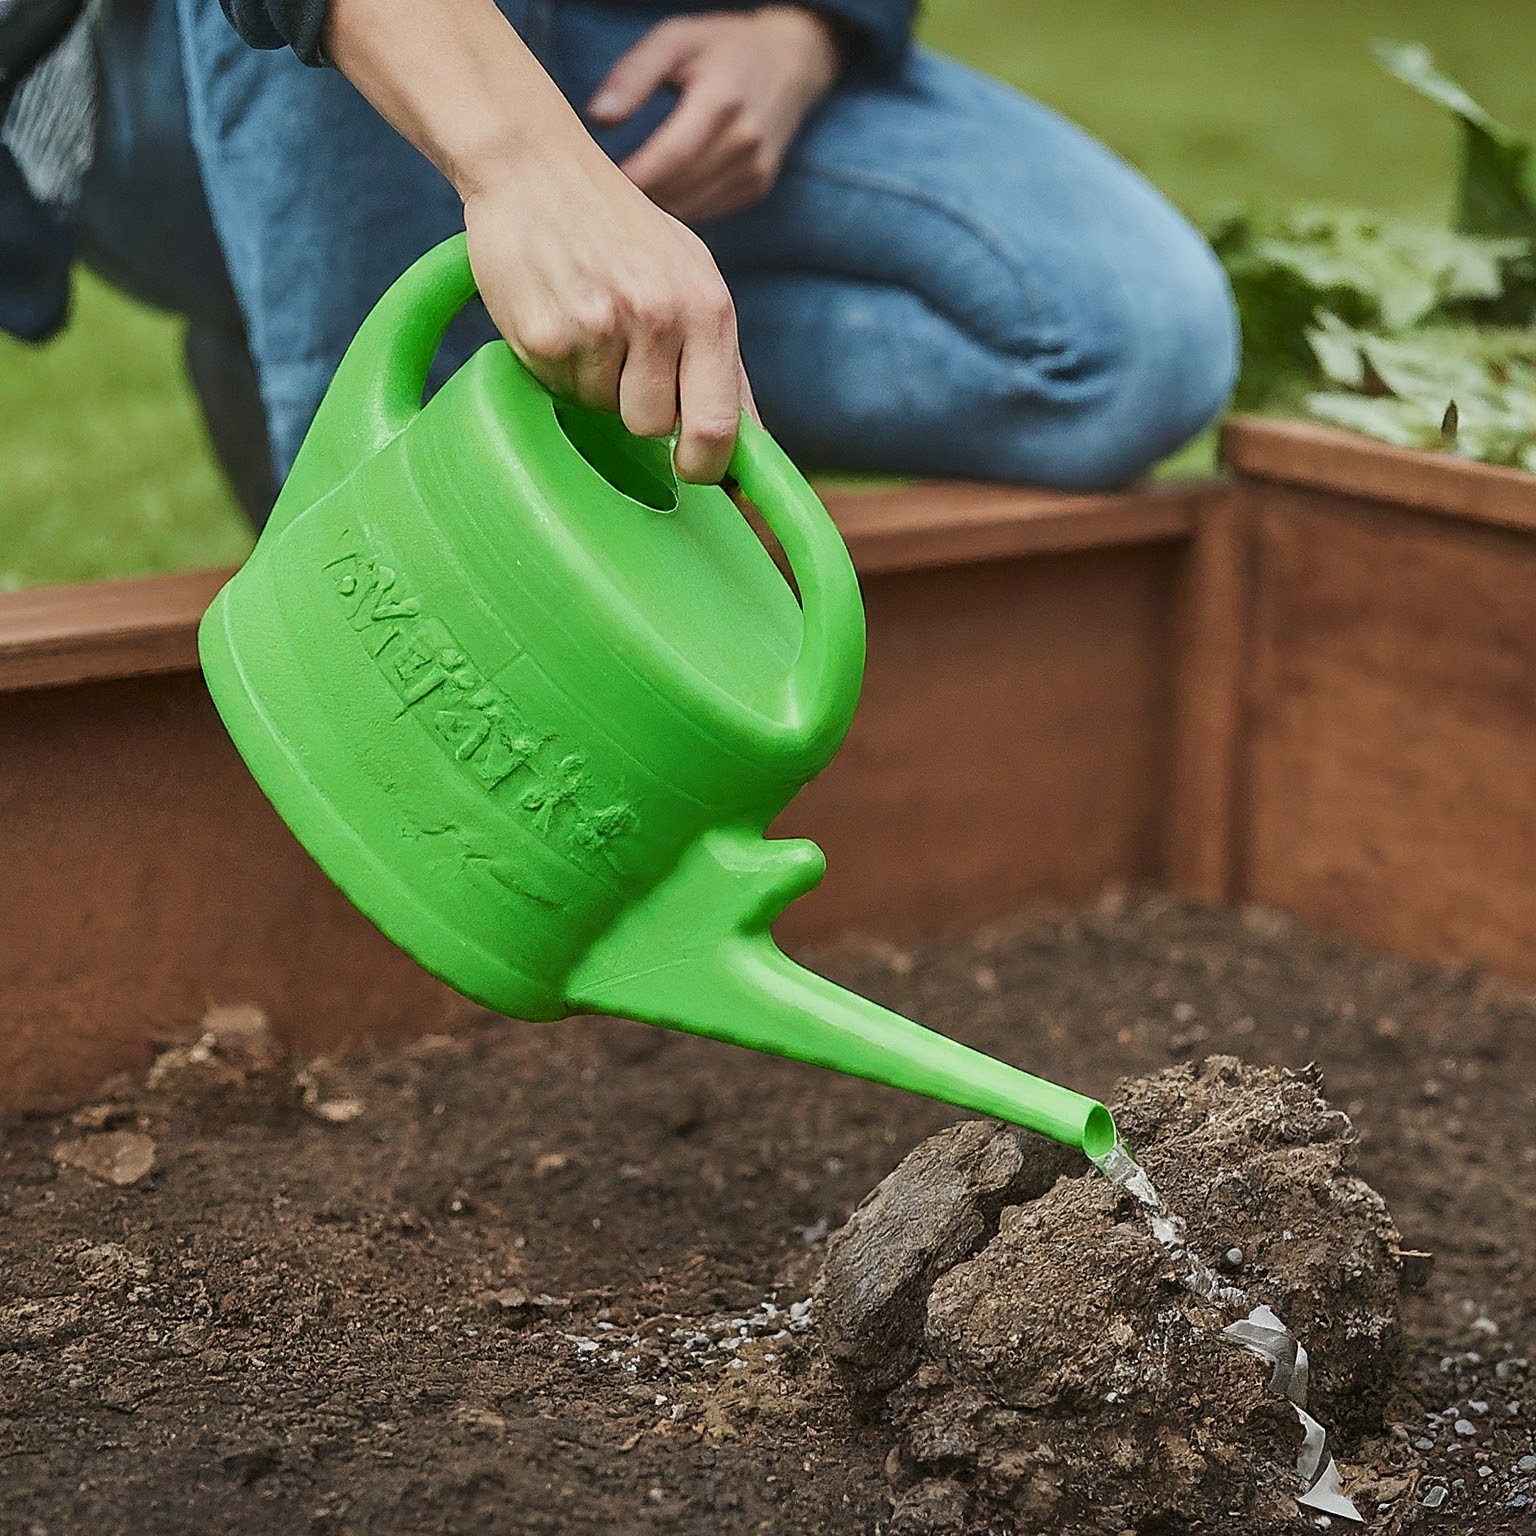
1304, 391, 1446, 451
1303, 322, 1536, 467
1306, 312, 1366, 388
1373, 39, 1536, 241
1210, 203, 1532, 409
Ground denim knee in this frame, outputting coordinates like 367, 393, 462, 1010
994, 229, 1240, 492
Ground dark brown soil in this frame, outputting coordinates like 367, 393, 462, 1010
3, 895, 1534, 1535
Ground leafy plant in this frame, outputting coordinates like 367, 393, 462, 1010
1304, 313, 1536, 469
1209, 204, 1526, 410
1209, 43, 1536, 468
1372, 40, 1536, 241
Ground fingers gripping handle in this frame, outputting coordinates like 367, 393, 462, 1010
728, 415, 867, 764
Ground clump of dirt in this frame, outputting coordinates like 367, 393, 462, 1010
821, 1056, 1409, 1535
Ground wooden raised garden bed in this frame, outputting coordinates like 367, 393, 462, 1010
3, 425, 1534, 1111
1191, 419, 1536, 983
0, 481, 1206, 1110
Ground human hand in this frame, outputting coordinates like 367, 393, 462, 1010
326, 0, 757, 483
589, 7, 841, 224
462, 151, 757, 483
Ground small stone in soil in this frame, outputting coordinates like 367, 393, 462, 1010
52, 1130, 156, 1186
1421, 1486, 1449, 1509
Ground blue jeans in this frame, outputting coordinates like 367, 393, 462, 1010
84, 0, 1238, 494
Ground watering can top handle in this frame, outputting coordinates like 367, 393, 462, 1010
342, 233, 866, 757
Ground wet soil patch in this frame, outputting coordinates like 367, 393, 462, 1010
2, 896, 1533, 1534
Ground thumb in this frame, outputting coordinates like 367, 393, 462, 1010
589, 21, 694, 123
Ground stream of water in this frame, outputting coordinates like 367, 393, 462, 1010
1092, 1138, 1362, 1524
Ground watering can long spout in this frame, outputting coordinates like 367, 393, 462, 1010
567, 827, 1118, 1160
198, 234, 1116, 1164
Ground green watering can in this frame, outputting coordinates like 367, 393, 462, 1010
198, 234, 1116, 1161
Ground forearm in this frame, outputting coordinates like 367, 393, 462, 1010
322, 0, 608, 200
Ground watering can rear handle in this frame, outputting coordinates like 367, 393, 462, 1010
322, 233, 867, 760
331, 234, 481, 468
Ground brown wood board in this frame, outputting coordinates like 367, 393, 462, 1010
1237, 481, 1536, 980
818, 479, 1203, 572
777, 544, 1181, 943
0, 672, 469, 1112
1222, 418, 1536, 536
0, 568, 234, 691
1165, 490, 1254, 904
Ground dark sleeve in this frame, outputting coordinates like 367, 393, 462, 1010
219, 0, 330, 66
800, 0, 916, 75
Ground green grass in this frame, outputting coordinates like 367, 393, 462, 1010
0, 272, 254, 589
3, 0, 1534, 587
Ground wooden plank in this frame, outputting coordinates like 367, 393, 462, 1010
1165, 488, 1252, 903
0, 483, 1210, 692
777, 544, 1180, 942
0, 567, 233, 691
1223, 418, 1536, 536
1240, 481, 1536, 980
819, 480, 1206, 574
0, 482, 1201, 1108
0, 672, 469, 1112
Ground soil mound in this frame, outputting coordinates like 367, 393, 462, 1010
821, 1056, 1409, 1535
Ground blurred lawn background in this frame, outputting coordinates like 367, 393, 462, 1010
3, 0, 1535, 589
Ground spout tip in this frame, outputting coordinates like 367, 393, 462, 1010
1081, 1103, 1118, 1161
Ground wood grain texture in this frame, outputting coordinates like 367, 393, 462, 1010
0, 483, 1201, 1108
0, 484, 1205, 692
0, 568, 233, 691
0, 672, 470, 1110
1239, 481, 1536, 980
777, 544, 1181, 944
819, 480, 1206, 573
1223, 418, 1536, 535
1165, 490, 1253, 903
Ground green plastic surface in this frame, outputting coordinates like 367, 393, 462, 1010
197, 234, 1115, 1160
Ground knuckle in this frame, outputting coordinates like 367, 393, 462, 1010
624, 290, 681, 338
695, 284, 736, 333
745, 158, 775, 198
727, 110, 765, 150
690, 412, 739, 446
574, 296, 619, 346
520, 319, 580, 362
623, 400, 676, 438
